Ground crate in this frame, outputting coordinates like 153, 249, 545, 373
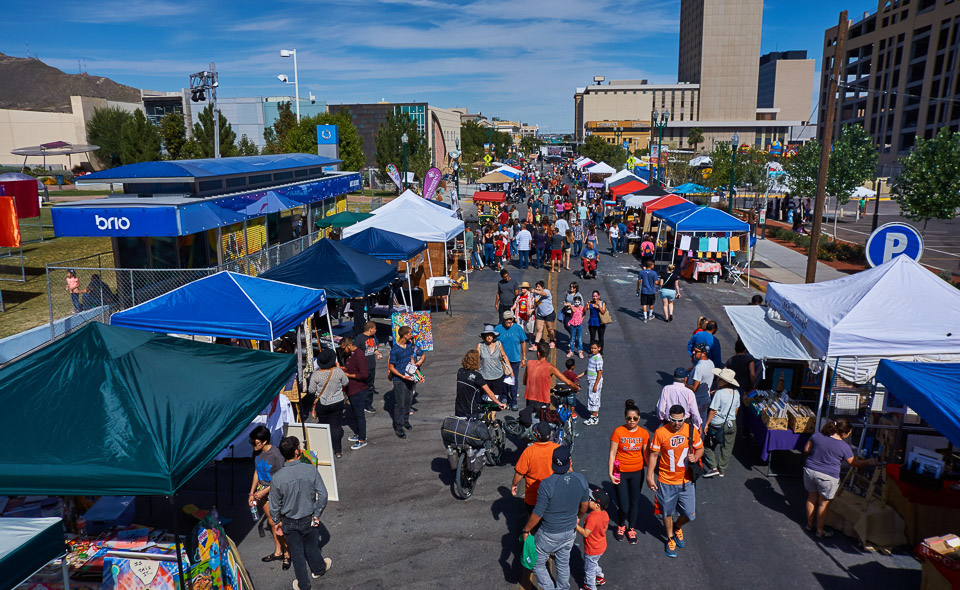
789, 413, 816, 434
761, 412, 789, 430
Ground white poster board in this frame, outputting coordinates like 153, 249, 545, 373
284, 423, 340, 502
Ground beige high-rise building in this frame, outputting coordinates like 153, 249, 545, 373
679, 0, 764, 122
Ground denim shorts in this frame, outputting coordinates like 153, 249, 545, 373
660, 288, 677, 301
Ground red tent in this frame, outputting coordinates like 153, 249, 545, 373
608, 180, 648, 198
472, 191, 506, 203
642, 194, 689, 212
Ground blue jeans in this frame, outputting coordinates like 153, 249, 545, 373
568, 324, 582, 353
519, 249, 530, 269
533, 529, 576, 590
535, 247, 546, 268
483, 243, 495, 266
471, 250, 483, 268
71, 293, 81, 312
573, 240, 583, 257
281, 516, 327, 590
506, 361, 521, 405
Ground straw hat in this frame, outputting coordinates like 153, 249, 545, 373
712, 367, 740, 388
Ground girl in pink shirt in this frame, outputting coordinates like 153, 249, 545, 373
567, 294, 585, 358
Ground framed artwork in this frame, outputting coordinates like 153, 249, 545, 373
391, 311, 434, 351
802, 367, 821, 389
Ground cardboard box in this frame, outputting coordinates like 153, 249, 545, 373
925, 534, 960, 559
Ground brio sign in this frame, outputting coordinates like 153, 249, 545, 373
95, 214, 131, 231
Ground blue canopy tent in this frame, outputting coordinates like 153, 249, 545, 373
260, 238, 399, 299
110, 271, 327, 343
0, 518, 68, 590
875, 360, 960, 448
653, 205, 751, 279
340, 228, 428, 309
671, 182, 713, 195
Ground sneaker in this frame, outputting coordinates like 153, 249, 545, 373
615, 526, 626, 542
347, 435, 360, 442
528, 345, 538, 351
703, 468, 720, 478
627, 528, 638, 544
674, 528, 685, 548
566, 351, 574, 358
549, 342, 556, 349
364, 408, 377, 414
351, 440, 367, 450
578, 350, 584, 358
665, 539, 678, 558
595, 575, 606, 586
718, 471, 725, 478
510, 404, 518, 411
310, 557, 332, 578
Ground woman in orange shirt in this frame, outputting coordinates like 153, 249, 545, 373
607, 399, 649, 544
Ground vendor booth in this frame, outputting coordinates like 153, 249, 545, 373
609, 180, 648, 199
472, 191, 507, 225
574, 157, 595, 170
340, 228, 428, 311
0, 517, 68, 590
476, 171, 514, 185
638, 191, 684, 233
655, 205, 751, 283
603, 169, 643, 191
584, 162, 616, 188
0, 322, 297, 590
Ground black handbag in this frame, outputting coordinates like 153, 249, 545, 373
687, 421, 706, 483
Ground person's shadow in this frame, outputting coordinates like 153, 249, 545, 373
491, 485, 527, 585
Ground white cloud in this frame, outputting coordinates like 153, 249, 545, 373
64, 0, 200, 23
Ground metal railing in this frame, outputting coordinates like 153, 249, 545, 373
44, 230, 322, 340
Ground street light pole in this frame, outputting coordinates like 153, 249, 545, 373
651, 110, 670, 186
280, 49, 300, 122
402, 132, 409, 191
728, 132, 739, 214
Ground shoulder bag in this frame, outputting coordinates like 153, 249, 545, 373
705, 389, 737, 448
687, 420, 706, 483
598, 302, 613, 325
499, 342, 513, 376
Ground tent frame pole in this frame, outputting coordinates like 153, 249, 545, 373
324, 306, 335, 350
746, 232, 752, 289
670, 229, 679, 269
62, 553, 71, 590
814, 357, 839, 430
168, 496, 190, 590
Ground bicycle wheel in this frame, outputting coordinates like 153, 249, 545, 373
454, 452, 477, 499
563, 418, 577, 452
504, 418, 524, 437
485, 420, 506, 466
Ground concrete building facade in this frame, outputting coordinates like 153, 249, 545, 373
757, 51, 816, 122
820, 0, 960, 173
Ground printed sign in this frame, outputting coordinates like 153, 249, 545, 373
386, 164, 403, 189
391, 311, 434, 352
865, 222, 924, 267
423, 168, 442, 200
316, 125, 338, 145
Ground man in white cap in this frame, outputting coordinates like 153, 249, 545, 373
702, 368, 740, 478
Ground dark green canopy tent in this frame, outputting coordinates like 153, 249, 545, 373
0, 322, 296, 496
315, 210, 373, 228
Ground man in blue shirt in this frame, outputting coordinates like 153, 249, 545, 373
580, 240, 599, 279
616, 218, 628, 255
687, 320, 722, 366
636, 259, 659, 322
388, 326, 418, 439
495, 311, 527, 411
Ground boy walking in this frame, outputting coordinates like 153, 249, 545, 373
636, 259, 659, 322
576, 490, 610, 590
583, 342, 603, 426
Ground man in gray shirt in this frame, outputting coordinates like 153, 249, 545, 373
521, 446, 589, 590
686, 343, 716, 427
269, 436, 331, 589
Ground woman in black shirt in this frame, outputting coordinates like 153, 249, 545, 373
455, 350, 504, 418
656, 263, 681, 322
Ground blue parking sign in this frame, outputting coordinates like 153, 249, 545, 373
865, 222, 923, 267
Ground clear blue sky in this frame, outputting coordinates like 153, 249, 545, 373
2, 0, 879, 133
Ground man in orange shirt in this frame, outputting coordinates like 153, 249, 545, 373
511, 422, 559, 513
647, 405, 704, 558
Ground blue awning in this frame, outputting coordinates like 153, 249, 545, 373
652, 202, 698, 220
78, 154, 341, 182
876, 360, 960, 448
0, 518, 66, 590
111, 271, 327, 340
671, 182, 713, 194
659, 205, 749, 232
339, 228, 428, 260
260, 238, 398, 299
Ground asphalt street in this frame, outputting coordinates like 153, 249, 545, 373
187, 191, 921, 590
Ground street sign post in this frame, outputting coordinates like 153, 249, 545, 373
483, 154, 493, 165
865, 222, 924, 267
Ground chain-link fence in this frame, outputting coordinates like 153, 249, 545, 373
44, 230, 323, 339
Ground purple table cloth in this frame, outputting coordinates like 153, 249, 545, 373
745, 407, 811, 462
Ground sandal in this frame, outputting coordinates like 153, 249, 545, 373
262, 553, 283, 562
282, 556, 292, 570
816, 529, 834, 539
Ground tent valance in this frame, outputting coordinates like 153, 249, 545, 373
0, 322, 296, 496
260, 238, 399, 299
316, 210, 373, 228
110, 271, 327, 341
0, 518, 67, 590
339, 228, 427, 260
875, 360, 960, 448
472, 191, 506, 203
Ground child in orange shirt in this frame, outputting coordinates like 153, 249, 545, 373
576, 489, 610, 589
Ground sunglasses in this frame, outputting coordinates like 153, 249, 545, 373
668, 417, 686, 424
625, 416, 640, 422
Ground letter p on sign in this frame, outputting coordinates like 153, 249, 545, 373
865, 223, 923, 268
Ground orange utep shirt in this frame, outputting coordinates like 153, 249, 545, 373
650, 425, 703, 485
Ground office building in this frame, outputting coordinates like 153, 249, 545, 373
328, 102, 461, 170
820, 0, 960, 173
757, 51, 816, 122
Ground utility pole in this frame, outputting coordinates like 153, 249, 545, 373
805, 10, 848, 283
871, 177, 881, 232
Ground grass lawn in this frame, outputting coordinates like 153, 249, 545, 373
46, 189, 111, 197
0, 207, 111, 338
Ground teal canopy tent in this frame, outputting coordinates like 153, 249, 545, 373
0, 518, 67, 590
0, 322, 296, 496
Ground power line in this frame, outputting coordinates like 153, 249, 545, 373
839, 81, 960, 105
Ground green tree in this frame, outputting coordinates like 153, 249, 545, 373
262, 101, 298, 155
892, 128, 960, 234
374, 109, 430, 189
687, 127, 704, 153
519, 135, 542, 157
180, 139, 205, 160
159, 112, 187, 160
580, 134, 627, 169
785, 140, 821, 198
119, 110, 162, 164
237, 134, 259, 156
280, 108, 365, 170
459, 120, 513, 163
192, 105, 238, 158
86, 107, 133, 167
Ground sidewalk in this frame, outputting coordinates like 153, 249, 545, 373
749, 237, 847, 287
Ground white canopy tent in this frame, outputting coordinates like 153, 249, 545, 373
852, 186, 877, 198
623, 194, 661, 209
725, 305, 814, 363
575, 158, 596, 169
374, 189, 458, 218
767, 256, 960, 424
585, 162, 616, 175
343, 202, 463, 242
604, 169, 642, 189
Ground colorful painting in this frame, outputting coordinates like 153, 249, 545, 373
391, 311, 434, 352
802, 367, 821, 389
102, 556, 180, 590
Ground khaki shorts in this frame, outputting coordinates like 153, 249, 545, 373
803, 467, 840, 500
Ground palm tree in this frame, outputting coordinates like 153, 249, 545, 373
688, 127, 704, 153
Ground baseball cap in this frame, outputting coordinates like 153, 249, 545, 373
502, 310, 515, 320
590, 489, 610, 510
673, 367, 689, 379
552, 445, 572, 474
693, 342, 710, 353
534, 421, 553, 441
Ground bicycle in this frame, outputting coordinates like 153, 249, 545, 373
503, 387, 578, 451
445, 402, 506, 500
